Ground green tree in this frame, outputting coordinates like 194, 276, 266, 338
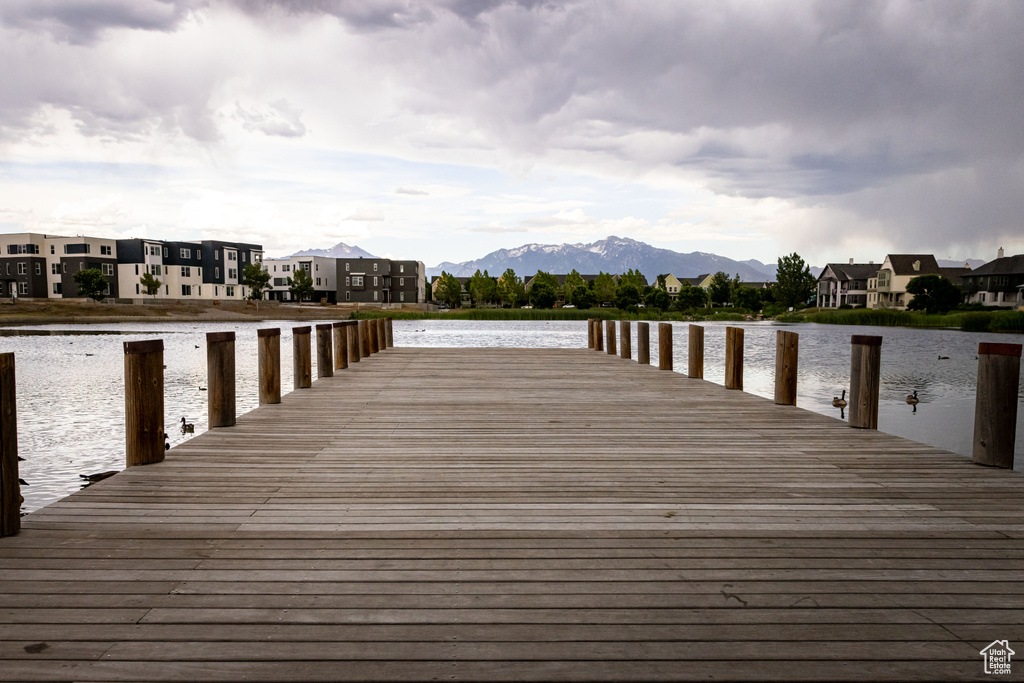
287, 267, 315, 304
618, 268, 645, 290
906, 274, 962, 314
645, 287, 671, 311
139, 271, 161, 297
434, 272, 464, 308
734, 286, 763, 312
614, 283, 642, 310
468, 269, 498, 306
774, 253, 816, 309
72, 268, 109, 302
242, 262, 271, 303
530, 270, 558, 292
497, 269, 526, 308
570, 285, 596, 309
708, 271, 734, 307
593, 272, 616, 304
563, 270, 585, 305
674, 282, 708, 311
529, 281, 557, 308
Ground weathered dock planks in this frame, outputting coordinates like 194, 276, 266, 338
1, 346, 1022, 681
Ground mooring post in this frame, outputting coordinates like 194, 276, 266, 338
595, 320, 604, 352
358, 320, 370, 357
333, 322, 348, 370
316, 324, 333, 378
637, 322, 650, 365
369, 318, 380, 354
605, 320, 616, 355
206, 331, 236, 428
386, 318, 394, 347
774, 330, 798, 406
587, 318, 595, 349
619, 320, 631, 360
658, 323, 673, 371
124, 339, 164, 468
0, 353, 19, 537
377, 318, 387, 350
347, 321, 361, 363
973, 342, 1021, 468
258, 328, 281, 405
849, 335, 882, 429
725, 326, 744, 390
688, 324, 704, 379
293, 326, 312, 389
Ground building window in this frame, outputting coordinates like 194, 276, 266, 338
62, 263, 67, 274
100, 245, 112, 255
180, 248, 191, 259
152, 265, 162, 276
18, 282, 28, 295
102, 264, 114, 276
163, 247, 168, 258
282, 264, 291, 272
400, 277, 404, 286
242, 253, 247, 262
51, 263, 60, 275
226, 286, 235, 297
134, 264, 139, 275
316, 277, 321, 286
50, 245, 55, 254
346, 276, 350, 286
345, 291, 350, 301
17, 263, 26, 275
373, 276, 378, 286
197, 250, 202, 259
373, 263, 378, 272
181, 266, 191, 277
400, 292, 405, 302
228, 252, 237, 261
373, 290, 378, 301
53, 283, 62, 295
346, 263, 350, 272
352, 276, 363, 287
400, 265, 404, 273
181, 284, 192, 296
315, 263, 319, 272
228, 268, 237, 279
215, 267, 220, 278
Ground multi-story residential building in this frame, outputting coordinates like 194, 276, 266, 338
816, 260, 877, 308
652, 274, 684, 300
263, 255, 338, 303
961, 248, 1024, 307
866, 254, 944, 309
0, 232, 262, 301
338, 258, 425, 304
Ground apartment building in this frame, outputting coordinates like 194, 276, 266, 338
263, 255, 338, 303
337, 258, 425, 304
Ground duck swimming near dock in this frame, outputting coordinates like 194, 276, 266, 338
906, 390, 920, 405
832, 389, 847, 408
180, 417, 194, 434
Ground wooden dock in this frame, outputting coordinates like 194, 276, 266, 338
1, 346, 1022, 681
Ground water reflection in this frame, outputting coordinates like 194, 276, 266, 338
2, 318, 1021, 513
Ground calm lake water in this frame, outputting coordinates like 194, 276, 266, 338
3, 318, 1022, 513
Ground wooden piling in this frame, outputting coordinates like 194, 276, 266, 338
605, 320, 616, 355
973, 342, 1021, 468
637, 322, 650, 365
333, 323, 349, 370
316, 324, 333, 378
619, 320, 631, 360
725, 326, 744, 390
377, 318, 387, 351
0, 353, 19, 537
386, 318, 394, 348
206, 332, 236, 428
594, 320, 604, 352
658, 323, 673, 371
358, 320, 370, 357
688, 324, 704, 379
257, 328, 281, 405
369, 318, 380, 354
849, 335, 882, 429
347, 321, 361, 364
124, 340, 164, 468
292, 326, 312, 390
587, 319, 595, 349
774, 330, 798, 406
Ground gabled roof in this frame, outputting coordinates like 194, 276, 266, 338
884, 254, 941, 276
819, 263, 879, 281
679, 274, 710, 286
965, 254, 1024, 277
939, 266, 972, 285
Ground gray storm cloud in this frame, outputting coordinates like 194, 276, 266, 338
1, 0, 1022, 252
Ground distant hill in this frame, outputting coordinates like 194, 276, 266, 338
428, 236, 774, 282
938, 258, 986, 270
291, 241, 376, 259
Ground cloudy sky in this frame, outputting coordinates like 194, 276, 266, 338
1, 0, 1022, 267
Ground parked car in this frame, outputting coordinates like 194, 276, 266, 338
563, 304, 576, 309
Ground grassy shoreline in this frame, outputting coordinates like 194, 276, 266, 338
777, 307, 1024, 333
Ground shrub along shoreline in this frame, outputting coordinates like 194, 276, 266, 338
353, 306, 1024, 333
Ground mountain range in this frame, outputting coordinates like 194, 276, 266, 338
428, 236, 785, 282
292, 242, 377, 259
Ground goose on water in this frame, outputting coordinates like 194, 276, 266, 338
180, 417, 194, 434
832, 389, 847, 408
906, 390, 920, 405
